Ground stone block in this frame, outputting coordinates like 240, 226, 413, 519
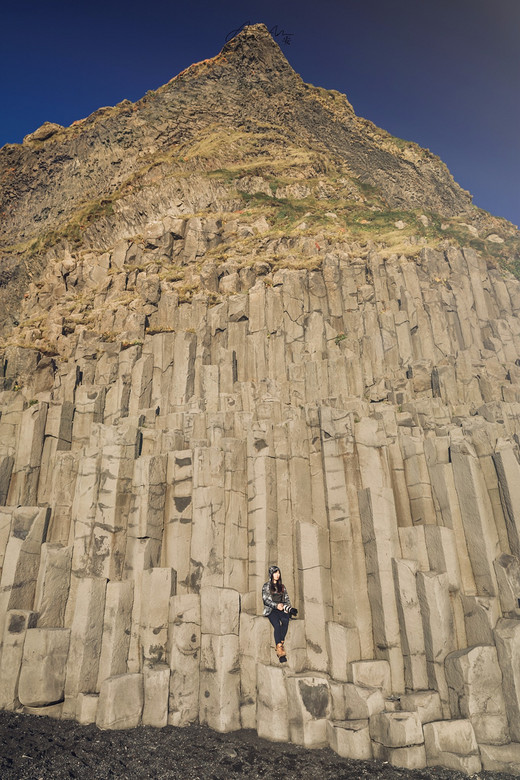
327, 719, 372, 760
286, 674, 330, 748
23, 702, 63, 718
0, 610, 38, 709
372, 742, 426, 769
96, 673, 143, 730
143, 665, 169, 728
423, 719, 481, 774
256, 663, 289, 742
369, 711, 423, 748
326, 622, 360, 682
18, 628, 70, 707
445, 644, 509, 745
284, 618, 307, 673
199, 634, 240, 732
168, 594, 201, 727
398, 691, 442, 724
397, 527, 429, 571
423, 526, 462, 592
480, 742, 520, 775
462, 594, 500, 646
350, 660, 391, 696
76, 693, 98, 725
333, 682, 385, 720
200, 586, 240, 635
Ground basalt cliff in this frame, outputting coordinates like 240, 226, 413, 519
2, 23, 520, 775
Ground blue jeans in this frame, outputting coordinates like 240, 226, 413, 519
268, 609, 290, 644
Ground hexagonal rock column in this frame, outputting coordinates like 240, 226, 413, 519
18, 628, 71, 707
199, 587, 240, 732
450, 439, 499, 598
358, 487, 404, 693
392, 558, 428, 691
240, 612, 271, 729
494, 618, 520, 741
296, 521, 333, 674
142, 665, 169, 728
168, 594, 201, 727
62, 576, 107, 719
493, 445, 520, 558
256, 663, 289, 742
423, 719, 481, 774
327, 720, 372, 760
369, 711, 426, 770
480, 742, 520, 775
97, 580, 134, 688
140, 567, 176, 667
33, 543, 72, 628
0, 610, 38, 709
0, 507, 50, 639
286, 674, 330, 748
416, 571, 455, 716
445, 644, 509, 745
494, 554, 520, 616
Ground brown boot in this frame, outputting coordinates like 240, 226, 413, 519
275, 642, 286, 658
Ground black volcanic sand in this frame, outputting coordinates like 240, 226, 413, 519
0, 711, 512, 779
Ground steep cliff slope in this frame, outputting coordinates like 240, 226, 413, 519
2, 23, 520, 776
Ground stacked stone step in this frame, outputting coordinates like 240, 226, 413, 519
4, 241, 520, 772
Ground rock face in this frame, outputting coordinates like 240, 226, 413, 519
2, 22, 520, 775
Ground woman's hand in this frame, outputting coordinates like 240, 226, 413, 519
277, 604, 284, 611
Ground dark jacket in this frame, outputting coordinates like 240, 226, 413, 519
262, 580, 291, 616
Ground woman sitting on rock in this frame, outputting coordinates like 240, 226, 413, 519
262, 565, 296, 663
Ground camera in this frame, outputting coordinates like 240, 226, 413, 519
284, 606, 298, 617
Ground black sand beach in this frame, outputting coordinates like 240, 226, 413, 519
0, 711, 511, 779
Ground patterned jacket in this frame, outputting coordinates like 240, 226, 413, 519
262, 581, 291, 616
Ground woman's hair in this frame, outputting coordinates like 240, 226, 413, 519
270, 569, 284, 593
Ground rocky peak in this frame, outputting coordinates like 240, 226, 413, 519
180, 23, 297, 87
0, 24, 518, 342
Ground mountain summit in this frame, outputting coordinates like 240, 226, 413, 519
1, 23, 517, 341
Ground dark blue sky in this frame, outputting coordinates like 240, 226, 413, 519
2, 0, 519, 226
